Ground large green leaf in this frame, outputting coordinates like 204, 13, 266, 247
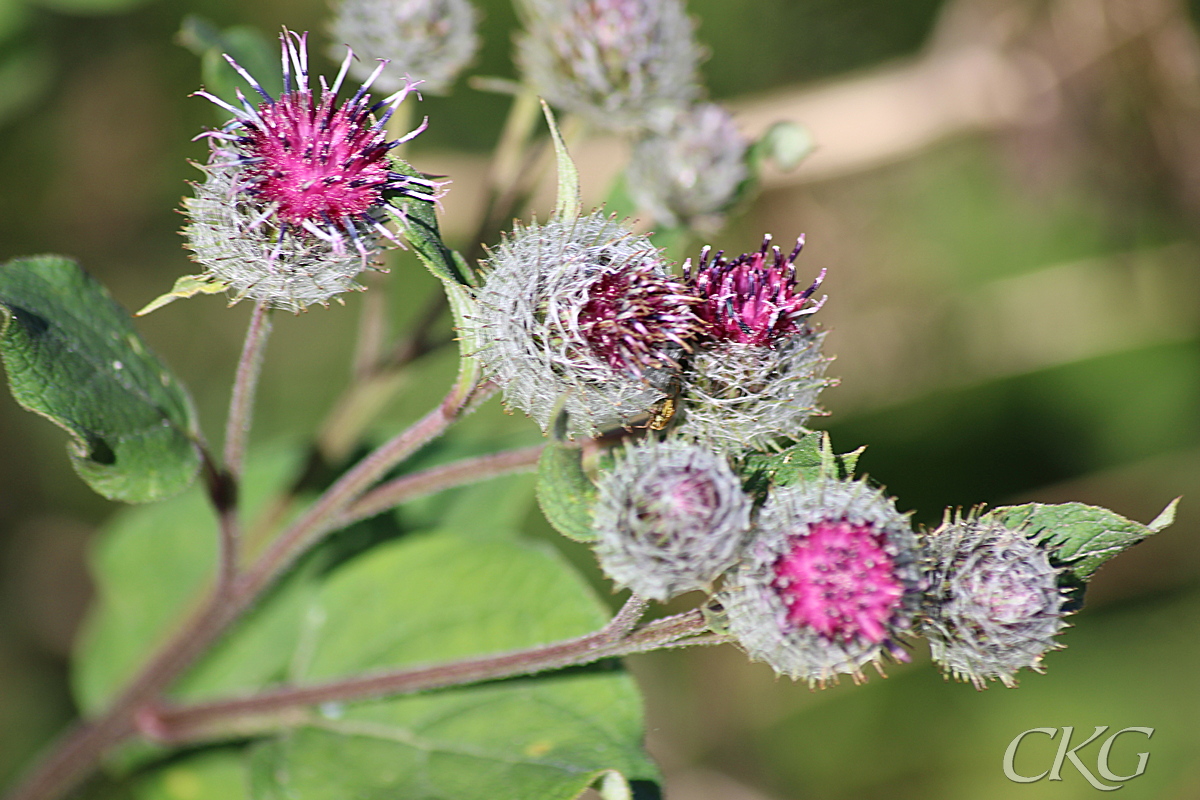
73, 445, 308, 716
254, 531, 659, 800
0, 256, 200, 503
983, 500, 1177, 587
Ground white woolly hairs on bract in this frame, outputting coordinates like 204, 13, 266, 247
719, 478, 922, 685
183, 163, 379, 312
920, 513, 1068, 688
470, 213, 686, 437
626, 102, 750, 232
515, 0, 702, 132
592, 439, 752, 601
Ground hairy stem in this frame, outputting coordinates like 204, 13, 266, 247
241, 380, 494, 599
141, 606, 706, 745
339, 443, 544, 526
223, 301, 272, 483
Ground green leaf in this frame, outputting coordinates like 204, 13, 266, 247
73, 445, 307, 716
256, 532, 659, 800
131, 749, 251, 800
541, 99, 581, 223
982, 499, 1179, 585
385, 156, 475, 286
740, 432, 861, 497
136, 273, 229, 316
536, 440, 598, 543
0, 256, 200, 503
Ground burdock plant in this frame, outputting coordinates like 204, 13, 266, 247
0, 8, 1179, 800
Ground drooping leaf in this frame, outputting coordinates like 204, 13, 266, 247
136, 273, 229, 316
542, 99, 581, 223
536, 440, 598, 543
73, 444, 308, 716
254, 531, 659, 800
535, 407, 597, 542
0, 255, 200, 503
983, 499, 1179, 586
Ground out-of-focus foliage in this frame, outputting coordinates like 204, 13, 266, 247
3, 0, 1200, 796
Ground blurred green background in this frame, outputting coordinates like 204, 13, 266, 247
2, 0, 1199, 797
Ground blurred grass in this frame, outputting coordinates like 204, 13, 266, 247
3, 0, 1200, 797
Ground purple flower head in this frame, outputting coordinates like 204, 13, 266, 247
684, 234, 826, 347
184, 30, 436, 310
920, 512, 1068, 688
774, 519, 905, 644
720, 478, 922, 685
577, 266, 702, 379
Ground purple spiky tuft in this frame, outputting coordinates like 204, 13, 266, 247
685, 234, 826, 347
577, 266, 702, 378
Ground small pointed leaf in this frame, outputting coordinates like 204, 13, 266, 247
0, 256, 200, 503
537, 441, 598, 543
136, 273, 228, 316
741, 432, 860, 497
542, 99, 582, 222
384, 156, 474, 286
982, 501, 1176, 585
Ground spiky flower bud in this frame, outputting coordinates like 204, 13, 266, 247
515, 0, 701, 132
593, 439, 751, 600
719, 478, 922, 685
184, 30, 434, 312
626, 103, 749, 232
675, 235, 831, 450
471, 212, 703, 436
328, 0, 480, 95
920, 513, 1068, 688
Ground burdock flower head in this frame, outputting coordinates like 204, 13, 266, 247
593, 439, 751, 601
328, 0, 480, 95
920, 512, 1068, 688
184, 29, 435, 312
472, 211, 702, 436
626, 102, 750, 232
515, 0, 701, 132
676, 235, 831, 451
719, 477, 922, 685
